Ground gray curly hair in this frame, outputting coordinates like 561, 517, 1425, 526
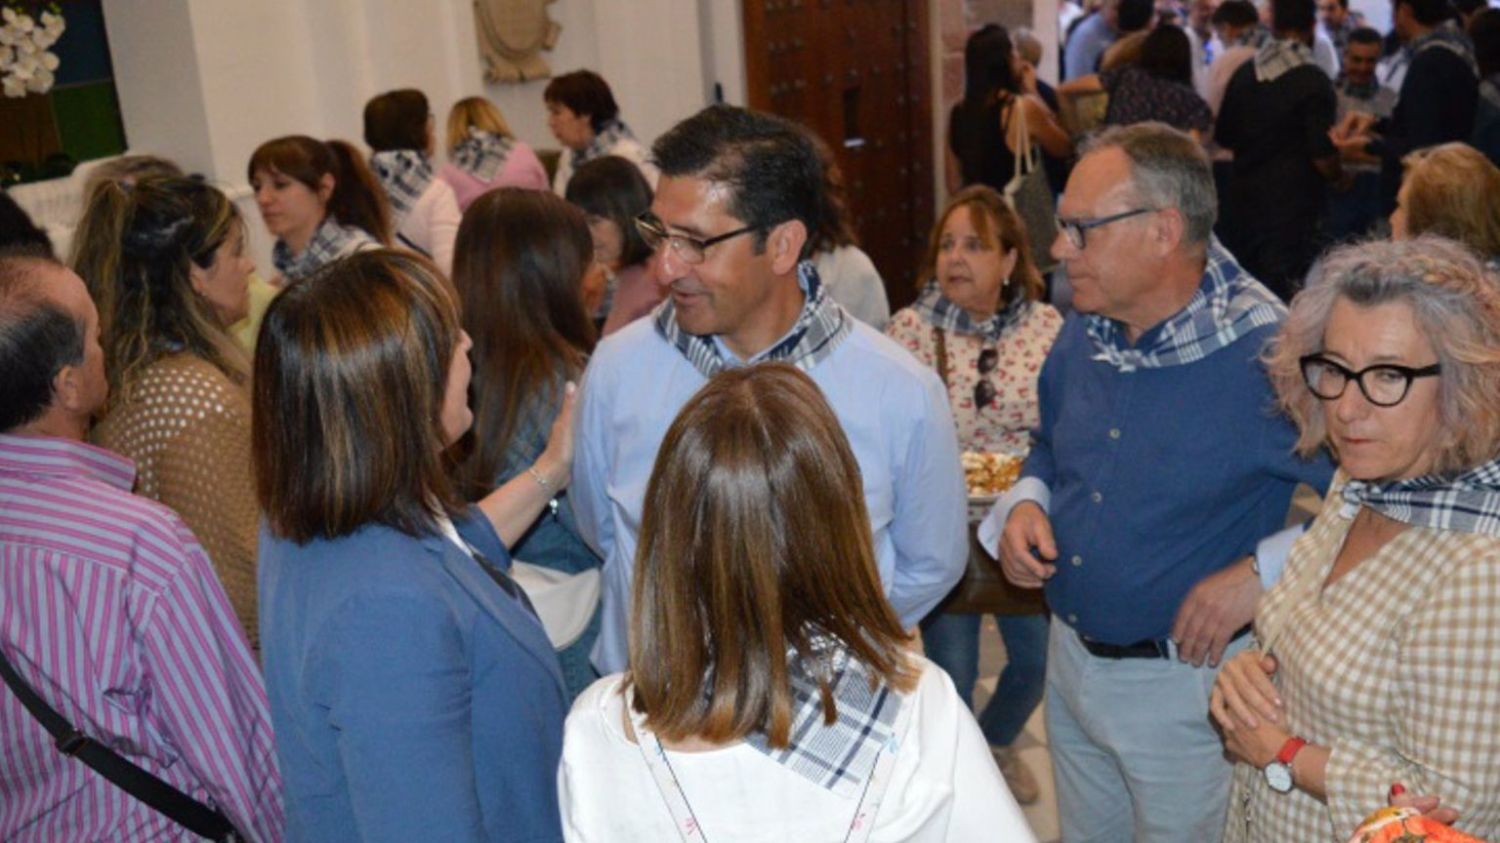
1264, 236, 1500, 476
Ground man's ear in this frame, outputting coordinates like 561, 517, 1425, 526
766, 219, 809, 275
1151, 207, 1188, 258
50, 362, 84, 415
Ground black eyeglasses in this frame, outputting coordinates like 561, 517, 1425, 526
974, 346, 999, 409
1299, 354, 1441, 407
634, 213, 760, 265
1055, 208, 1157, 250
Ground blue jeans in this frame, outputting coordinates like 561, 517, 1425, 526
920, 610, 1049, 747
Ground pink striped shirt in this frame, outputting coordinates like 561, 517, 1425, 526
0, 434, 283, 842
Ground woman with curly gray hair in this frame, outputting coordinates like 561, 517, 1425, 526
1210, 236, 1500, 842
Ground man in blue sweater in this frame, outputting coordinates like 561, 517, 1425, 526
981, 123, 1333, 843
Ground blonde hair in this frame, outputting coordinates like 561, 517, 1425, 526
70, 176, 248, 407
1400, 142, 1500, 258
1266, 236, 1500, 476
628, 364, 916, 748
446, 97, 514, 154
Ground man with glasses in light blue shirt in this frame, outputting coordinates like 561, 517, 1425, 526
980, 123, 1333, 843
571, 105, 968, 674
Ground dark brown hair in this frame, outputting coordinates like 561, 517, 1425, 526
629, 363, 916, 748
917, 185, 1044, 307
364, 88, 430, 152
543, 69, 620, 131
247, 135, 392, 245
449, 189, 596, 499
254, 249, 463, 543
564, 155, 655, 270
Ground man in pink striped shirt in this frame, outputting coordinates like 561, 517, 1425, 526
0, 254, 283, 841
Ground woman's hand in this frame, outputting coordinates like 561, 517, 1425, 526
1211, 649, 1283, 729
1390, 784, 1462, 826
533, 382, 577, 491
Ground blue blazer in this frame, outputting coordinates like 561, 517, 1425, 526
258, 508, 566, 843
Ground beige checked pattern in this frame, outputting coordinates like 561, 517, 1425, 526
1224, 472, 1500, 843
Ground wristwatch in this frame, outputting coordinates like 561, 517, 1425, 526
1263, 736, 1308, 794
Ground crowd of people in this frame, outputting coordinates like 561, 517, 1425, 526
1, 2, 1499, 840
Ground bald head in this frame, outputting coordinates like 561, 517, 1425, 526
0, 254, 107, 435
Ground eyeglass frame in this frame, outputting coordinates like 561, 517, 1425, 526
1298, 353, 1442, 408
634, 213, 761, 265
1054, 207, 1158, 250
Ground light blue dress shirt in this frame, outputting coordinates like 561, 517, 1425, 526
1064, 13, 1116, 80
572, 308, 969, 673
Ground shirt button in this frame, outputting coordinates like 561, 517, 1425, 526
1091, 491, 1103, 504
1109, 428, 1121, 440
1067, 613, 1078, 624
1071, 555, 1083, 567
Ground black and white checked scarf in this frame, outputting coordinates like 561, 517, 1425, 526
272, 215, 376, 282
1339, 457, 1500, 537
1084, 238, 1285, 372
911, 280, 1032, 342
451, 128, 515, 182
1253, 38, 1315, 83
570, 117, 638, 172
738, 637, 904, 797
370, 149, 435, 226
654, 261, 853, 377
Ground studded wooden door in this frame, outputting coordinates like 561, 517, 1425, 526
743, 0, 933, 310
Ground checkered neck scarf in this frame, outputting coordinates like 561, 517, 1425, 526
272, 215, 377, 282
1339, 457, 1500, 537
1338, 76, 1382, 100
1229, 24, 1272, 50
571, 117, 637, 171
370, 149, 435, 226
451, 128, 515, 182
737, 636, 905, 797
1254, 38, 1315, 83
1083, 239, 1285, 372
911, 280, 1032, 342
654, 261, 852, 378
1408, 24, 1478, 76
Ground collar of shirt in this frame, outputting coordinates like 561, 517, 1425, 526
0, 434, 135, 492
1082, 238, 1285, 372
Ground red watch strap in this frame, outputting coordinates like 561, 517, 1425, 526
1275, 736, 1308, 766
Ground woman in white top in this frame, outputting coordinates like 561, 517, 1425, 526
545, 69, 659, 194
558, 363, 1035, 843
364, 89, 463, 277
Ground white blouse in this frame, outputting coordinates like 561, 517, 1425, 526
558, 657, 1037, 842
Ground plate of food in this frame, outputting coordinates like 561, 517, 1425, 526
962, 451, 1024, 521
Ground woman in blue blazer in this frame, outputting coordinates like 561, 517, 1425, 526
252, 249, 573, 842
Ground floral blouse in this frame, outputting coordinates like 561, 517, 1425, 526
885, 303, 1062, 454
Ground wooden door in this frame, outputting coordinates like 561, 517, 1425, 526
743, 0, 933, 310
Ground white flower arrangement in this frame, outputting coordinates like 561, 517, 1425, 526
0, 5, 65, 98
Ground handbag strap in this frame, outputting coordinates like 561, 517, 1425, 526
0, 646, 240, 842
933, 325, 951, 390
1010, 96, 1038, 178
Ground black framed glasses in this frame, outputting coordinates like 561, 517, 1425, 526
634, 213, 760, 265
974, 346, 999, 409
1299, 354, 1441, 407
1055, 208, 1157, 250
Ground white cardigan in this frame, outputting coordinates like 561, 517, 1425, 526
558, 657, 1037, 842
395, 179, 462, 277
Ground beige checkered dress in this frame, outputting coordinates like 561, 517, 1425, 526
1224, 473, 1500, 842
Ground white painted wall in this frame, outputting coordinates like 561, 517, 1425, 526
102, 0, 733, 270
